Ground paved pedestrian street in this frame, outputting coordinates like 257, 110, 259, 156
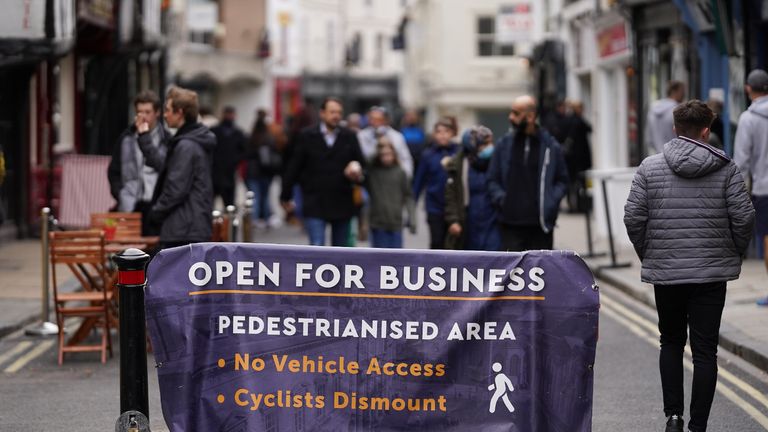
0, 223, 767, 431
1, 276, 767, 431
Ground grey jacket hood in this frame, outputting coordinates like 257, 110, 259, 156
652, 98, 678, 116
748, 95, 768, 119
734, 95, 768, 195
663, 137, 729, 179
645, 98, 678, 153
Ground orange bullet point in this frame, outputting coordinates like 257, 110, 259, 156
217, 394, 225, 403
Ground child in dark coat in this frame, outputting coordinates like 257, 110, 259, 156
366, 138, 415, 248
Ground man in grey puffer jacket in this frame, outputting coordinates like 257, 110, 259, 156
624, 100, 754, 432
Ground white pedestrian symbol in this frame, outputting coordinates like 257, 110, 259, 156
488, 362, 515, 413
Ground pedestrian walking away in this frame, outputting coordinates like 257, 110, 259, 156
365, 137, 415, 248
734, 69, 768, 306
107, 90, 171, 235
148, 86, 217, 249
280, 97, 365, 246
281, 106, 316, 224
246, 109, 285, 227
413, 116, 459, 249
563, 100, 593, 213
487, 95, 569, 252
444, 125, 500, 251
624, 100, 755, 432
646, 80, 686, 154
211, 106, 246, 208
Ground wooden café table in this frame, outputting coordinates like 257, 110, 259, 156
67, 235, 159, 348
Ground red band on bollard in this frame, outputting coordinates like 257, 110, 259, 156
118, 270, 146, 285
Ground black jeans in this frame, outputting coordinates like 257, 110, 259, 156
499, 224, 553, 252
654, 281, 726, 432
427, 213, 447, 249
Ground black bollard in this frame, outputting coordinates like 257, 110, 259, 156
113, 248, 151, 421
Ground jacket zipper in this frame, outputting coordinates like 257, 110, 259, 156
539, 148, 550, 234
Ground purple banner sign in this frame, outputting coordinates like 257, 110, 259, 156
145, 244, 599, 431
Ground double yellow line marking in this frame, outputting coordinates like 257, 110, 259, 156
601, 294, 768, 429
2, 340, 56, 373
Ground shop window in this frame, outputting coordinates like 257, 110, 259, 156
476, 16, 515, 57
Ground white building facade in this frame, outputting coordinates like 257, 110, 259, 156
168, 0, 268, 131
400, 0, 537, 137
542, 0, 636, 247
266, 0, 411, 124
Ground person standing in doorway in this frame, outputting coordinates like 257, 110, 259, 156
646, 80, 685, 154
280, 97, 365, 246
564, 100, 593, 212
625, 100, 754, 432
733, 69, 768, 306
487, 95, 569, 251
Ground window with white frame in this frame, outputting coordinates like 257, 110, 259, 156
476, 16, 515, 57
187, 0, 217, 46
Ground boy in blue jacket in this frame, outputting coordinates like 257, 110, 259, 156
413, 117, 458, 249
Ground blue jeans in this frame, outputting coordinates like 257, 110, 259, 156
246, 177, 273, 220
304, 218, 351, 246
370, 229, 403, 248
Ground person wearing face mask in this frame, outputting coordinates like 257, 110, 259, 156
444, 125, 500, 251
487, 95, 570, 251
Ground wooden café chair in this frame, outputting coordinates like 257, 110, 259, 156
49, 230, 113, 364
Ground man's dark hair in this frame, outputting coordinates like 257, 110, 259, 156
222, 106, 236, 115
320, 97, 343, 111
667, 80, 685, 97
673, 100, 715, 139
134, 90, 161, 112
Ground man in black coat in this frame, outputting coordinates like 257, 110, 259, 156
145, 86, 216, 249
564, 101, 592, 212
280, 97, 364, 246
211, 106, 246, 207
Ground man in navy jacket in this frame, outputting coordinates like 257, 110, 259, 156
487, 95, 569, 251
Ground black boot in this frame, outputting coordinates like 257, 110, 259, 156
665, 414, 684, 432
